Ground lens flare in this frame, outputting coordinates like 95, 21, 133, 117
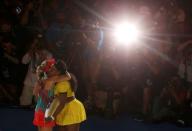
114, 22, 141, 44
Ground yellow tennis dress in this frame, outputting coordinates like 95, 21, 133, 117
54, 81, 86, 126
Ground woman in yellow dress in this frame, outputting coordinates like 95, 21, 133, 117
45, 60, 86, 131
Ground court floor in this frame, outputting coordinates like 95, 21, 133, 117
0, 107, 191, 131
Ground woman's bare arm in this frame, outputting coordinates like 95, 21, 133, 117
44, 73, 71, 90
50, 72, 71, 83
52, 93, 67, 118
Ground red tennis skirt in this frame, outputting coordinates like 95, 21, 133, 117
33, 109, 55, 127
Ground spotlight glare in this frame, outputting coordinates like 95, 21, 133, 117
114, 22, 140, 44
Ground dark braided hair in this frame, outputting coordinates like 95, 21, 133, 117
54, 59, 78, 92
55, 59, 68, 74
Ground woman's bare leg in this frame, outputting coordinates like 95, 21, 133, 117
38, 126, 41, 131
39, 127, 53, 131
57, 125, 67, 131
66, 124, 80, 131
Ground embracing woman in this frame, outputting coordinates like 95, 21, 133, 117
33, 58, 86, 131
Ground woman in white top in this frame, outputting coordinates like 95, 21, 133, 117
20, 34, 52, 106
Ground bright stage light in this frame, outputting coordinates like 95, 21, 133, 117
113, 22, 141, 44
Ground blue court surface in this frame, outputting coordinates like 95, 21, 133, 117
0, 107, 192, 131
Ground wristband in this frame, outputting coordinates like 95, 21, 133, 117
50, 115, 55, 120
